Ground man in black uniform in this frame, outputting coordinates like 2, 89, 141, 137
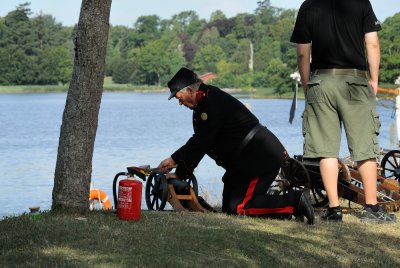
158, 67, 314, 224
291, 0, 396, 223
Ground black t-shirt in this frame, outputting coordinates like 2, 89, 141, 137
290, 0, 381, 71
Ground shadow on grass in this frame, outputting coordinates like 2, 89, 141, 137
0, 211, 399, 267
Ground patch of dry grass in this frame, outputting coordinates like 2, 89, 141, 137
1, 210, 399, 267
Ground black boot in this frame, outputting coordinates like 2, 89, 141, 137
295, 190, 314, 225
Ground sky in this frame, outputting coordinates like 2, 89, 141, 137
0, 0, 399, 27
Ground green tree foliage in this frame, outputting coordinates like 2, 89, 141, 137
1, 3, 36, 84
168, 11, 206, 37
111, 56, 133, 84
198, 26, 220, 47
177, 32, 197, 67
133, 15, 161, 47
229, 39, 251, 74
2, 3, 398, 91
0, 3, 72, 85
193, 44, 226, 73
207, 17, 236, 38
128, 35, 186, 85
209, 10, 227, 22
32, 13, 69, 48
379, 13, 400, 84
214, 60, 240, 87
231, 14, 257, 40
36, 46, 72, 84
106, 25, 132, 76
255, 0, 280, 25
266, 59, 292, 95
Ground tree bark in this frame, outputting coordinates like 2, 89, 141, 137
248, 42, 253, 71
52, 0, 112, 211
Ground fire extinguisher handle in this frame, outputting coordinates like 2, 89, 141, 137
126, 167, 148, 181
112, 172, 129, 210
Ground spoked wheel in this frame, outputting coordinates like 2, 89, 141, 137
278, 157, 328, 207
279, 157, 312, 191
173, 174, 199, 210
306, 158, 353, 208
183, 174, 198, 197
380, 150, 400, 181
145, 172, 168, 210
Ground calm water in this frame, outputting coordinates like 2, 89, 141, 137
0, 92, 396, 218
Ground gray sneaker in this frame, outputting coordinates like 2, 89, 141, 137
360, 206, 397, 224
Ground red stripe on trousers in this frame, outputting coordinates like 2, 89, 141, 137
236, 177, 294, 215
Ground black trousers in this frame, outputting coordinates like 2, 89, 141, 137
222, 167, 298, 216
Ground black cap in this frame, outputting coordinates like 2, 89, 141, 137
167, 67, 199, 100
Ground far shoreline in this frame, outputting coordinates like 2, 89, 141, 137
2, 84, 398, 100
0, 84, 299, 99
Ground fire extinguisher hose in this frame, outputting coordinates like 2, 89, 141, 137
112, 172, 129, 210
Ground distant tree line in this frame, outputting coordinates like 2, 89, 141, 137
1, 1, 399, 94
0, 3, 73, 85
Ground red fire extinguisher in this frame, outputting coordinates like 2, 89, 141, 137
113, 171, 143, 221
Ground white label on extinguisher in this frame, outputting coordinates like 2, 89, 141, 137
118, 186, 132, 208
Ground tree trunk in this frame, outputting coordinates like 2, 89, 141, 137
52, 0, 112, 211
248, 42, 253, 71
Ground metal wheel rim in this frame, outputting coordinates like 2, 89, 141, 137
279, 158, 312, 191
279, 158, 330, 207
380, 150, 400, 181
145, 172, 168, 210
184, 175, 198, 197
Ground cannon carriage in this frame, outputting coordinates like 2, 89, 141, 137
274, 150, 400, 212
113, 149, 400, 215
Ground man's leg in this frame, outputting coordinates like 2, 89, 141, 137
320, 157, 340, 207
236, 171, 314, 224
223, 169, 295, 216
358, 158, 396, 223
357, 158, 378, 205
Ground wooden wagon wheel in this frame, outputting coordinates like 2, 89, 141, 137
278, 157, 326, 207
145, 172, 168, 210
278, 157, 313, 194
380, 150, 400, 182
277, 158, 352, 208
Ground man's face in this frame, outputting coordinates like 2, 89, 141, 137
175, 88, 196, 109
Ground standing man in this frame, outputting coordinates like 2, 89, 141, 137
291, 0, 396, 223
158, 67, 314, 224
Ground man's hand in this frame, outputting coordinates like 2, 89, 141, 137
158, 157, 176, 173
369, 79, 379, 95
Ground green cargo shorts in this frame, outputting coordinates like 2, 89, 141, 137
302, 74, 380, 161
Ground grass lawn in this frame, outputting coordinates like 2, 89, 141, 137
1, 210, 399, 267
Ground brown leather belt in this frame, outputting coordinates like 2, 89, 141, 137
313, 68, 368, 78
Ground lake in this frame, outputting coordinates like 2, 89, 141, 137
0, 92, 396, 218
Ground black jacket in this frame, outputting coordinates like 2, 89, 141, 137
171, 83, 287, 182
